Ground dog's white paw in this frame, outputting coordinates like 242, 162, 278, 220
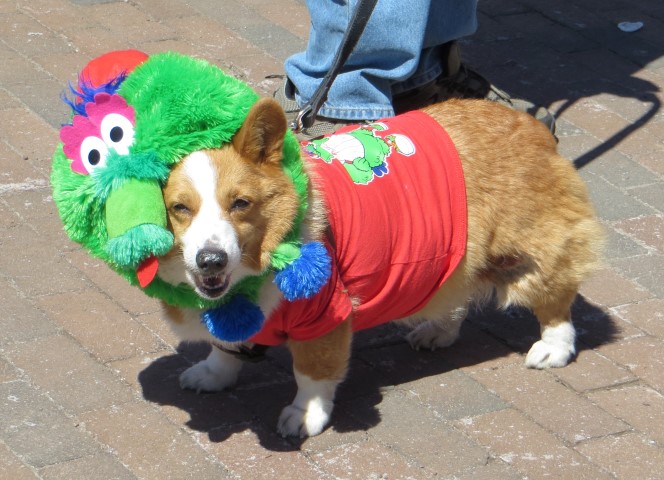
525, 322, 576, 369
277, 400, 332, 438
407, 320, 460, 351
179, 347, 242, 392
277, 370, 338, 437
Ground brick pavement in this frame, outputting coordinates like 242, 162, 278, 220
0, 0, 663, 478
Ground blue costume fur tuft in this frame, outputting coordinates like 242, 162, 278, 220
62, 73, 127, 118
274, 241, 332, 301
201, 295, 265, 342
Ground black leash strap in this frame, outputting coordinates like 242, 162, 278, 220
291, 0, 379, 132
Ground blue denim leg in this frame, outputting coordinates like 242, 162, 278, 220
285, 0, 478, 121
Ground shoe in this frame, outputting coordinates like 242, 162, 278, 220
392, 42, 556, 134
273, 77, 359, 141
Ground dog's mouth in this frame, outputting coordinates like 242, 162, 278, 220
192, 272, 231, 300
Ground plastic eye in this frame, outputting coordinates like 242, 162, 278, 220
79, 136, 109, 173
100, 113, 135, 155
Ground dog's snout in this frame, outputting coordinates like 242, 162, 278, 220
196, 248, 228, 273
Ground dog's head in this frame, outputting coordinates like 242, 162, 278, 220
160, 98, 300, 301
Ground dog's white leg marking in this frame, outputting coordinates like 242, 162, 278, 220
179, 345, 243, 392
525, 321, 576, 369
407, 306, 467, 351
277, 369, 338, 438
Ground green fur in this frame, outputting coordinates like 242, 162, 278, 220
106, 224, 173, 268
52, 51, 312, 310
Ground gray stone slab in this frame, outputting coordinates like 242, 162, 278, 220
355, 390, 488, 475
586, 150, 662, 189
0, 278, 58, 346
0, 381, 98, 468
581, 171, 657, 221
401, 369, 509, 421
612, 254, 664, 297
39, 452, 137, 480
627, 182, 664, 214
186, 0, 303, 61
603, 225, 649, 260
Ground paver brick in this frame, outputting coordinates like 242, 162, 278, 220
552, 348, 636, 392
575, 432, 664, 480
0, 141, 46, 185
201, 426, 326, 480
37, 290, 165, 363
580, 268, 652, 307
603, 225, 649, 259
470, 364, 630, 443
612, 298, 664, 337
0, 440, 39, 480
64, 249, 162, 317
0, 356, 19, 383
612, 254, 664, 297
311, 438, 432, 480
597, 336, 664, 391
615, 214, 664, 254
399, 368, 508, 421
5, 333, 135, 414
588, 384, 664, 445
79, 401, 231, 479
628, 182, 664, 215
0, 381, 99, 468
0, 108, 58, 166
38, 452, 137, 480
352, 390, 489, 476
0, 276, 59, 346
457, 408, 614, 479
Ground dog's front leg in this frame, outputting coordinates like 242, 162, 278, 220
278, 319, 352, 437
179, 345, 243, 393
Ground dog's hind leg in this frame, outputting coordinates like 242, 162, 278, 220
279, 318, 352, 437
406, 305, 468, 351
525, 292, 578, 369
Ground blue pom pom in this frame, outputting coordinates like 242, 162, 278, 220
201, 296, 265, 342
274, 241, 332, 301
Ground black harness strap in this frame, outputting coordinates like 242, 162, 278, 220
213, 342, 271, 363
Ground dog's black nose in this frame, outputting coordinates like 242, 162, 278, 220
196, 248, 228, 274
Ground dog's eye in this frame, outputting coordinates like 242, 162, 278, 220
231, 198, 251, 211
172, 203, 191, 215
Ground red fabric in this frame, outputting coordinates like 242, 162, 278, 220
250, 110, 467, 345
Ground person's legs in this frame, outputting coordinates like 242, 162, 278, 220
285, 0, 478, 121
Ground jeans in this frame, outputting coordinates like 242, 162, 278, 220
285, 0, 478, 120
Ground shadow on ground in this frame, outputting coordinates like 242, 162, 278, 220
138, 294, 618, 451
465, 0, 662, 168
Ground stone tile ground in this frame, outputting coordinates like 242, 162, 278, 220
0, 0, 662, 478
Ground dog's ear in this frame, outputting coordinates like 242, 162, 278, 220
233, 98, 288, 166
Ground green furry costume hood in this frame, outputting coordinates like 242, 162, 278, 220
51, 51, 325, 334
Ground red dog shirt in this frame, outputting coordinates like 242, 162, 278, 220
250, 110, 467, 345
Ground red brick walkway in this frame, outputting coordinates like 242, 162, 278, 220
1, 0, 663, 478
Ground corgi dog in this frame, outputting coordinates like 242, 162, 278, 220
158, 97, 603, 438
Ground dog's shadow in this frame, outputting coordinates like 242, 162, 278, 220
138, 294, 618, 451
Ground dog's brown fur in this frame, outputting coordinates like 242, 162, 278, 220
162, 97, 603, 437
279, 98, 601, 403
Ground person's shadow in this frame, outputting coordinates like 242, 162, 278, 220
464, 0, 661, 168
138, 294, 618, 451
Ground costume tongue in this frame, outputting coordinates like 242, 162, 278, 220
104, 177, 173, 286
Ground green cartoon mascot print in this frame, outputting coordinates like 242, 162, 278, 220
304, 123, 416, 185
